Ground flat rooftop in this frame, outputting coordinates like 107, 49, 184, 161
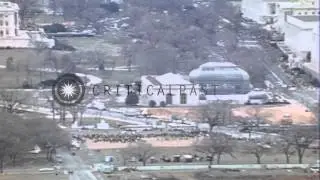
292, 15, 319, 22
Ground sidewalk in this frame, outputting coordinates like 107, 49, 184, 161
117, 164, 312, 171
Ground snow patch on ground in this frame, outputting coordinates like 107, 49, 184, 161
75, 73, 102, 86
220, 17, 231, 24
87, 99, 106, 110
87, 65, 139, 71
241, 22, 251, 28
206, 94, 249, 104
238, 40, 262, 49
263, 24, 275, 31
217, 40, 225, 47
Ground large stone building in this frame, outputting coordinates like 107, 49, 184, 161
0, 1, 20, 38
0, 1, 54, 48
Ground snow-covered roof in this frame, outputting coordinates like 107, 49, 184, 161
155, 73, 191, 85
293, 15, 319, 22
142, 73, 192, 86
189, 62, 250, 82
0, 1, 19, 12
199, 62, 237, 68
286, 15, 318, 29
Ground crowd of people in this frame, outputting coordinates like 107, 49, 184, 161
78, 131, 204, 143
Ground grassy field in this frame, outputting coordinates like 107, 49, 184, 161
92, 70, 140, 85
33, 14, 65, 24
0, 49, 68, 88
57, 37, 122, 56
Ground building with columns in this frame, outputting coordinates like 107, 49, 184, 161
0, 1, 19, 37
0, 1, 54, 48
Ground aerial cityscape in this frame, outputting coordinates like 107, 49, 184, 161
0, 0, 319, 180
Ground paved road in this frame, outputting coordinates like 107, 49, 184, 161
238, 20, 320, 109
58, 150, 104, 180
239, 21, 294, 89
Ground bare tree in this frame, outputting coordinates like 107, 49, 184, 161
195, 133, 235, 167
60, 54, 77, 74
7, 138, 31, 167
9, 0, 38, 27
43, 49, 60, 77
276, 138, 295, 164
128, 141, 156, 166
75, 97, 93, 126
70, 106, 78, 124
119, 148, 133, 166
239, 119, 255, 140
0, 112, 71, 173
239, 106, 268, 140
59, 105, 67, 125
244, 141, 271, 164
44, 94, 57, 121
0, 113, 27, 172
27, 118, 71, 161
289, 127, 316, 164
0, 90, 26, 113
252, 106, 263, 129
198, 101, 231, 132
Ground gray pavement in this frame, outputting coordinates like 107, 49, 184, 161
58, 150, 103, 180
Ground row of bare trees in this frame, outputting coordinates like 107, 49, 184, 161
118, 101, 317, 167
120, 127, 316, 167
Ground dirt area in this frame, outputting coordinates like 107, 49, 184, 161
143, 102, 316, 125
232, 104, 316, 124
0, 174, 68, 180
143, 108, 198, 120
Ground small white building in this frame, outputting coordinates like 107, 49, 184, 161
0, 1, 55, 48
140, 73, 201, 107
241, 0, 318, 24
275, 7, 320, 33
283, 15, 318, 58
302, 24, 320, 81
